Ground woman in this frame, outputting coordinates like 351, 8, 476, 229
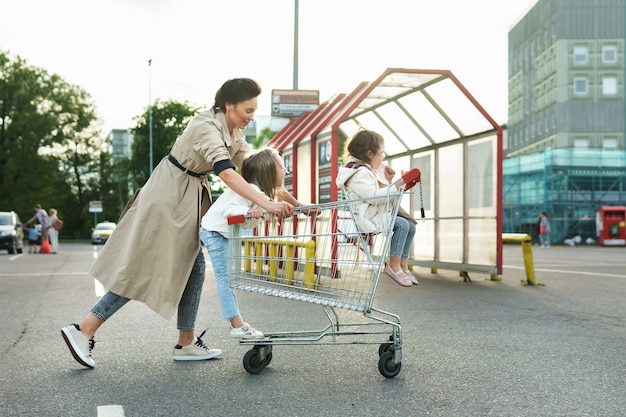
336, 130, 418, 287
48, 208, 60, 254
539, 212, 551, 248
62, 78, 294, 368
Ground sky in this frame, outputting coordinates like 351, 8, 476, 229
1, 0, 538, 134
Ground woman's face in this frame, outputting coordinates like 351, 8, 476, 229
368, 146, 385, 170
225, 97, 258, 132
274, 155, 286, 187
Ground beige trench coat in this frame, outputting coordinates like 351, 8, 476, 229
90, 110, 251, 319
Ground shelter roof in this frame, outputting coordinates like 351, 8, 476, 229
270, 68, 500, 158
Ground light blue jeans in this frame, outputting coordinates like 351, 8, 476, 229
199, 228, 240, 322
390, 216, 416, 259
90, 250, 205, 331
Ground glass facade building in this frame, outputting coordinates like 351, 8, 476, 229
505, 0, 625, 244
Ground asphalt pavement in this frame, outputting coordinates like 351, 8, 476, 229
0, 242, 624, 416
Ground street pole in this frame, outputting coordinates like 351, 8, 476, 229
148, 59, 154, 176
293, 0, 299, 90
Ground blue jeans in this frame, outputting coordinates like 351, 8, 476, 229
389, 216, 416, 259
90, 250, 205, 331
199, 228, 240, 322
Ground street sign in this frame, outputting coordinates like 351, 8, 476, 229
89, 201, 103, 213
271, 89, 319, 117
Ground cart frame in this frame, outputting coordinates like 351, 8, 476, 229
227, 184, 410, 378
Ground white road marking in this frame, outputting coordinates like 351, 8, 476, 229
8, 254, 24, 260
97, 405, 125, 417
504, 265, 626, 279
92, 246, 105, 295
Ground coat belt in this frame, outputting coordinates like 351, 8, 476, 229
167, 154, 204, 177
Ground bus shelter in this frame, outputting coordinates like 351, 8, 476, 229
269, 68, 504, 278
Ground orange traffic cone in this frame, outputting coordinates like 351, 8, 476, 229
40, 240, 52, 254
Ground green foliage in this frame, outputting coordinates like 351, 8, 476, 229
129, 99, 199, 187
251, 126, 277, 149
0, 50, 103, 235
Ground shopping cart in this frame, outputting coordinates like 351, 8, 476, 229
226, 169, 421, 378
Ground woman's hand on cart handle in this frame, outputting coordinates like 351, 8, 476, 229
264, 201, 294, 218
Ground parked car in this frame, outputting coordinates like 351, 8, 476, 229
0, 211, 24, 254
91, 221, 117, 244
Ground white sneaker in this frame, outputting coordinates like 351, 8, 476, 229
173, 335, 222, 361
61, 324, 96, 368
230, 322, 265, 339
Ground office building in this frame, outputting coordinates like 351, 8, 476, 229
504, 0, 625, 243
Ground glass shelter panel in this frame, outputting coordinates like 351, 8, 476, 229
438, 144, 465, 218
399, 93, 460, 143
423, 78, 494, 136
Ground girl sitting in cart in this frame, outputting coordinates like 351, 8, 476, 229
336, 130, 418, 287
200, 147, 290, 339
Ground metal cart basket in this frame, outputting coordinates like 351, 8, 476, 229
227, 178, 417, 378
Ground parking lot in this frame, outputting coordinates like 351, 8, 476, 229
1, 243, 625, 416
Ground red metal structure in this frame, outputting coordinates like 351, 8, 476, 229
269, 68, 503, 278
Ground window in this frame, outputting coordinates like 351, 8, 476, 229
602, 76, 618, 95
573, 77, 588, 95
603, 138, 618, 150
602, 46, 617, 64
574, 139, 589, 148
573, 46, 588, 65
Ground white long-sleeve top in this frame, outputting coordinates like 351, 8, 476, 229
201, 183, 268, 237
335, 159, 399, 233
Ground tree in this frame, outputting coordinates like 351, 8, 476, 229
251, 126, 277, 149
129, 99, 199, 188
0, 51, 104, 234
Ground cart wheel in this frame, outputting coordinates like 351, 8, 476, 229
263, 351, 273, 366
378, 342, 393, 357
243, 348, 266, 374
378, 351, 401, 378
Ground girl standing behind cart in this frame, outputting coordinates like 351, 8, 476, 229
200, 147, 288, 339
336, 130, 418, 287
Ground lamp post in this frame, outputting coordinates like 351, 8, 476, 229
293, 0, 299, 89
148, 59, 154, 176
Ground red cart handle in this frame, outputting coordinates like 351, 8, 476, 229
227, 214, 247, 225
401, 168, 421, 191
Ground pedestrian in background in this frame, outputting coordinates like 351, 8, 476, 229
48, 208, 60, 254
539, 212, 551, 248
24, 224, 38, 254
23, 204, 49, 241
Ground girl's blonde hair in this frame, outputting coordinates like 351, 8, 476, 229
241, 147, 282, 201
342, 130, 385, 164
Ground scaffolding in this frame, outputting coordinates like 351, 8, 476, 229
503, 148, 626, 244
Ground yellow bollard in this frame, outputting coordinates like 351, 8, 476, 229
502, 233, 537, 285
268, 243, 278, 281
285, 243, 295, 285
520, 239, 537, 285
255, 242, 263, 275
304, 240, 316, 290
244, 241, 251, 273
